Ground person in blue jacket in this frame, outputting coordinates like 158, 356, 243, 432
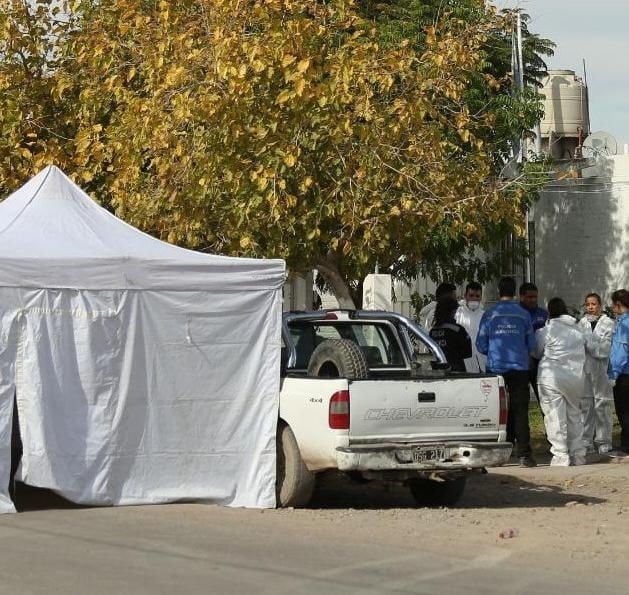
609, 289, 629, 454
477, 277, 537, 467
519, 282, 549, 331
519, 282, 549, 403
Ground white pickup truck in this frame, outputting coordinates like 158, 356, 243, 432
277, 310, 512, 507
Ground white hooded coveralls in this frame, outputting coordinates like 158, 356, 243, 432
578, 314, 615, 452
419, 300, 437, 332
535, 315, 588, 466
455, 302, 486, 373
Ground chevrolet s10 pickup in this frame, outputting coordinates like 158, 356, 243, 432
276, 310, 512, 507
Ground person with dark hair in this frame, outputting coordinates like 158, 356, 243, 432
464, 281, 483, 294
535, 297, 588, 466
578, 292, 615, 454
429, 297, 472, 372
419, 282, 457, 331
498, 276, 516, 297
519, 282, 549, 331
476, 276, 537, 467
455, 281, 486, 372
608, 289, 629, 455
519, 282, 549, 404
436, 282, 457, 300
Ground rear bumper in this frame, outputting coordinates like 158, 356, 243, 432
336, 442, 512, 472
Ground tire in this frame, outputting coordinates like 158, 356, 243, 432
276, 423, 315, 508
407, 475, 467, 507
307, 339, 369, 379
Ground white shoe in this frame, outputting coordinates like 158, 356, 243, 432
598, 445, 612, 454
550, 455, 570, 466
571, 455, 586, 466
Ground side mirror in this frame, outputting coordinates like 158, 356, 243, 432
431, 361, 451, 371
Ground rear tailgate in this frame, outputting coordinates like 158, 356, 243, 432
348, 375, 503, 443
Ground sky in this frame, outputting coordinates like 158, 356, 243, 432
496, 0, 629, 147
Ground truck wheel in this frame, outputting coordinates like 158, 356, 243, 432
276, 423, 315, 508
307, 339, 369, 379
407, 476, 467, 507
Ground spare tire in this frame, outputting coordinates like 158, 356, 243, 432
307, 339, 369, 379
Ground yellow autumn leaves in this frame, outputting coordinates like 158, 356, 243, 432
0, 0, 523, 294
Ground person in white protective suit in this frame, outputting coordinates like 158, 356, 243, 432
455, 281, 486, 372
535, 297, 588, 466
578, 293, 615, 454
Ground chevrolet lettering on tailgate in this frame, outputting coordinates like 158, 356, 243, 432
364, 406, 488, 421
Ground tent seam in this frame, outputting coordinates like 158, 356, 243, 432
0, 166, 53, 236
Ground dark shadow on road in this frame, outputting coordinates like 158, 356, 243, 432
13, 482, 85, 512
309, 470, 607, 510
459, 471, 606, 509
13, 468, 608, 512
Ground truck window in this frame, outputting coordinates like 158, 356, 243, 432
316, 326, 342, 341
407, 332, 441, 372
289, 324, 318, 368
288, 321, 405, 369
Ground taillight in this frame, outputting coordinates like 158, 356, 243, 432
499, 385, 508, 426
329, 390, 350, 429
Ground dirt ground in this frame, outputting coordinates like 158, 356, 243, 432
14, 453, 629, 561
306, 453, 629, 573
6, 453, 629, 594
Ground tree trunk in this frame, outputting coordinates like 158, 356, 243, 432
315, 255, 356, 309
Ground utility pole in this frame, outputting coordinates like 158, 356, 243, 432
515, 12, 532, 282
516, 12, 524, 91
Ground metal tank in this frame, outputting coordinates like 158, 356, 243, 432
540, 69, 590, 137
538, 70, 590, 159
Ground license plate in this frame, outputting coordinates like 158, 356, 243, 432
412, 447, 445, 463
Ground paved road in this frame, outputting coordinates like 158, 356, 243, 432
0, 464, 628, 594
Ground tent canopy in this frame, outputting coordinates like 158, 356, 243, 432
0, 166, 283, 291
0, 166, 285, 512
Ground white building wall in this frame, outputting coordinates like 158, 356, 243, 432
286, 266, 497, 318
532, 154, 629, 309
282, 272, 314, 312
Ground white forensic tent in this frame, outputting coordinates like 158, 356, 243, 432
0, 166, 285, 512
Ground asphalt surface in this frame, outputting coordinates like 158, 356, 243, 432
0, 463, 628, 594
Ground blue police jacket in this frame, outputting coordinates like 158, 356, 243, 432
476, 300, 536, 373
609, 313, 629, 380
520, 303, 549, 332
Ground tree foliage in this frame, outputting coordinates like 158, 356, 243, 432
0, 0, 552, 306
357, 1, 555, 287
0, 1, 70, 186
